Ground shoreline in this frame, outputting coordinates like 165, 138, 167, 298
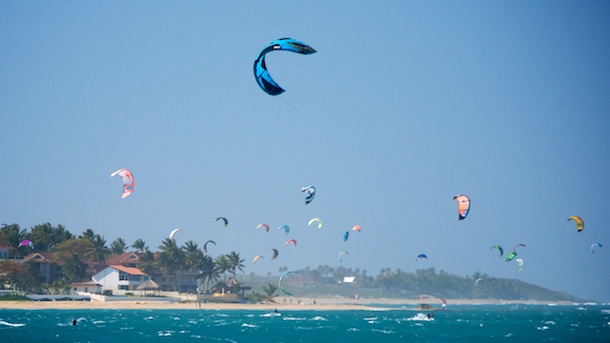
0, 297, 579, 311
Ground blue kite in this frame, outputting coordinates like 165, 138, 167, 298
253, 38, 316, 96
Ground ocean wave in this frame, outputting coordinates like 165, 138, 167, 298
0, 320, 25, 327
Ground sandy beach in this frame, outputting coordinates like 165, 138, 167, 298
0, 297, 576, 311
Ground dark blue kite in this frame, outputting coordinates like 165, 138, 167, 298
253, 38, 316, 96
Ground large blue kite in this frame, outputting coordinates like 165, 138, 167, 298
253, 38, 316, 96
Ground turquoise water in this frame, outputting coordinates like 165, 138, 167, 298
1, 304, 609, 342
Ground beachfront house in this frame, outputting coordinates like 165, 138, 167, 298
0, 244, 12, 259
92, 265, 149, 293
71, 280, 102, 294
23, 252, 63, 284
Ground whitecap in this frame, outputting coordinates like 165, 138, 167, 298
406, 313, 434, 321
241, 323, 258, 328
0, 320, 25, 327
309, 316, 327, 321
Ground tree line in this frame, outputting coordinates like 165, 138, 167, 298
0, 222, 245, 294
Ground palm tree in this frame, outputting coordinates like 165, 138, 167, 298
132, 238, 148, 253
262, 283, 278, 302
79, 228, 96, 241
87, 234, 110, 263
226, 251, 245, 280
0, 224, 26, 257
215, 255, 230, 281
29, 223, 55, 251
198, 255, 219, 292
158, 238, 184, 291
183, 241, 202, 293
109, 237, 127, 255
138, 250, 156, 274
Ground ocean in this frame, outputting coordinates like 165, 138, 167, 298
1, 304, 609, 342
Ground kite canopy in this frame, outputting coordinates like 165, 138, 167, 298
278, 225, 290, 235
490, 245, 504, 257
111, 168, 135, 199
253, 38, 316, 96
253, 255, 263, 264
416, 253, 428, 261
453, 194, 470, 220
567, 216, 584, 232
203, 240, 216, 253
301, 185, 316, 205
285, 239, 297, 247
279, 271, 297, 296
352, 225, 361, 232
506, 244, 525, 262
591, 242, 602, 254
257, 223, 270, 232
339, 251, 349, 262
308, 218, 322, 229
516, 258, 524, 271
343, 231, 349, 242
215, 217, 228, 227
168, 228, 183, 240
18, 239, 34, 249
269, 248, 279, 260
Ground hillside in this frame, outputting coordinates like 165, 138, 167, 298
239, 266, 584, 302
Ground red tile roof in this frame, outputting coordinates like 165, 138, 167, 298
109, 265, 148, 276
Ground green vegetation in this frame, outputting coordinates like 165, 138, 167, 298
0, 222, 583, 301
0, 294, 29, 301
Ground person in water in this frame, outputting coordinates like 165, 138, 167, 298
72, 318, 77, 326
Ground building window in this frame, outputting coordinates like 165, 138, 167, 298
119, 272, 129, 281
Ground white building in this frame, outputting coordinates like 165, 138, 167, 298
92, 265, 149, 293
71, 280, 102, 294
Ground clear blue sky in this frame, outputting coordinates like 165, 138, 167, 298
1, 1, 609, 302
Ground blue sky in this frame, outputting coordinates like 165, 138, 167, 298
1, 1, 609, 302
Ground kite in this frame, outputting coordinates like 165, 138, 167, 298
591, 242, 602, 254
278, 225, 290, 235
253, 255, 263, 264
453, 194, 470, 220
257, 223, 270, 232
301, 185, 316, 205
506, 243, 526, 262
352, 225, 361, 232
416, 253, 428, 261
516, 258, 524, 271
490, 245, 504, 257
111, 168, 135, 199
253, 38, 316, 96
285, 239, 297, 247
215, 217, 228, 227
343, 231, 349, 242
203, 240, 216, 253
308, 218, 322, 229
339, 251, 349, 262
168, 228, 183, 240
269, 248, 279, 260
18, 239, 34, 249
567, 216, 584, 232
279, 271, 297, 296
475, 278, 483, 286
